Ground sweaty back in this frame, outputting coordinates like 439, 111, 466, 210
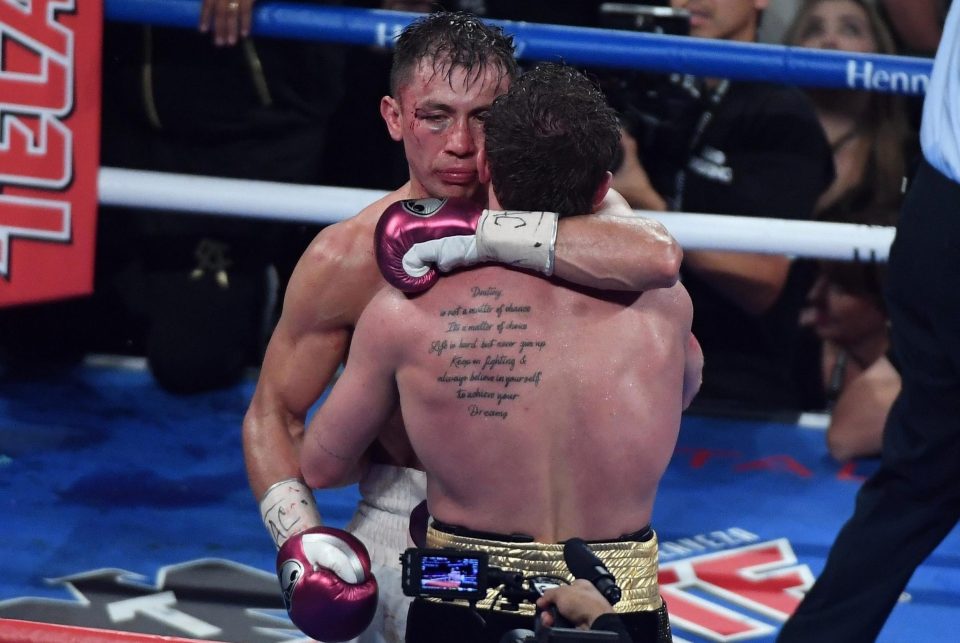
383, 265, 692, 542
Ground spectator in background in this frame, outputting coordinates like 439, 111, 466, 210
612, 0, 835, 414
783, 0, 914, 222
4, 0, 342, 378
98, 0, 345, 393
783, 0, 914, 452
799, 252, 899, 461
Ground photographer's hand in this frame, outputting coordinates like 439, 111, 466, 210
537, 580, 616, 630
611, 129, 668, 212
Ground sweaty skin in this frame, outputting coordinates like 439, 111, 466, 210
301, 264, 702, 542
243, 62, 682, 504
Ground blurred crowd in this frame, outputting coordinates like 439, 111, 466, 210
0, 0, 948, 463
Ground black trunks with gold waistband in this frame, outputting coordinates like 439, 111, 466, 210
404, 520, 673, 643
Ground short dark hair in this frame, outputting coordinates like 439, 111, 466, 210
390, 11, 518, 96
484, 63, 621, 217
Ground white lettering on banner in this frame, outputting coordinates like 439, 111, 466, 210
107, 591, 223, 639
659, 527, 760, 560
0, 0, 76, 279
846, 60, 929, 94
0, 194, 69, 275
0, 113, 71, 188
373, 20, 406, 48
658, 539, 814, 642
0, 0, 73, 113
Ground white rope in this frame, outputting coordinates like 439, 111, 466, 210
98, 167, 386, 224
648, 211, 894, 262
98, 167, 895, 262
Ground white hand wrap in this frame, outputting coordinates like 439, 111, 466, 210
259, 479, 322, 550
404, 235, 479, 276
475, 209, 559, 275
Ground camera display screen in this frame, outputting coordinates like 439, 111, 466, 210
401, 548, 489, 601
418, 554, 483, 595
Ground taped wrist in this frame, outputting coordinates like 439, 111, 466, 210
475, 210, 559, 275
259, 479, 322, 549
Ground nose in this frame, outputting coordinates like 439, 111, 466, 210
807, 273, 829, 303
813, 30, 840, 51
446, 117, 477, 157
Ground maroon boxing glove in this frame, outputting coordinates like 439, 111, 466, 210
375, 197, 558, 293
277, 526, 378, 642
374, 197, 484, 292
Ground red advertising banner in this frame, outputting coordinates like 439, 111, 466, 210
0, 0, 101, 307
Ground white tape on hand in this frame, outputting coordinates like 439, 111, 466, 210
259, 479, 322, 549
475, 210, 559, 275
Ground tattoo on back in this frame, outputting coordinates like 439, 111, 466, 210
429, 285, 547, 421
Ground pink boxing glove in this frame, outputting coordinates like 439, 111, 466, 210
375, 197, 484, 292
277, 526, 378, 642
375, 197, 558, 293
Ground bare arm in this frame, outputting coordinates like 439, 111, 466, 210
612, 165, 797, 314
537, 580, 616, 630
552, 188, 682, 292
682, 251, 791, 315
610, 129, 669, 212
612, 105, 827, 316
242, 223, 376, 501
301, 295, 400, 489
613, 154, 789, 313
827, 356, 900, 462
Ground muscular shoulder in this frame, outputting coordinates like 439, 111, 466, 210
306, 191, 401, 263
351, 286, 418, 363
635, 282, 693, 326
281, 191, 404, 330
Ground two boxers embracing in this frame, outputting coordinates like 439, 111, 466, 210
243, 11, 683, 643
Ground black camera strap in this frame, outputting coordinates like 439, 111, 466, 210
672, 77, 731, 211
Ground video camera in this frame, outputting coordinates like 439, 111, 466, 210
591, 2, 704, 198
400, 539, 624, 642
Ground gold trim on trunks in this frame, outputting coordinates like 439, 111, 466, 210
425, 524, 663, 615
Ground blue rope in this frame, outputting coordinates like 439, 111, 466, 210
104, 0, 933, 95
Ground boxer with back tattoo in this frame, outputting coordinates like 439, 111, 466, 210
301, 63, 702, 643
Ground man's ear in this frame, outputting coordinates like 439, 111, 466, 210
477, 146, 491, 186
380, 96, 403, 142
592, 171, 613, 209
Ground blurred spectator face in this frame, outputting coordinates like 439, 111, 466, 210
381, 60, 508, 202
803, 267, 887, 346
671, 0, 769, 42
790, 0, 879, 53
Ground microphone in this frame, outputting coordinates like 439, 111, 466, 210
563, 538, 622, 606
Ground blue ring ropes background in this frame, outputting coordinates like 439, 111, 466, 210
106, 0, 933, 96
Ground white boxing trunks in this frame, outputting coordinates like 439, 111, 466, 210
345, 464, 427, 643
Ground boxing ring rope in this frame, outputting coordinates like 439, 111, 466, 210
105, 0, 932, 95
95, 0, 911, 263
98, 168, 896, 262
